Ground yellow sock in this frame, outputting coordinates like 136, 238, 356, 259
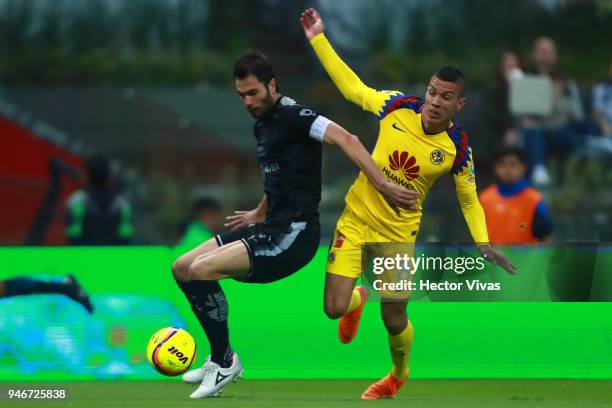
388, 320, 414, 380
345, 288, 362, 314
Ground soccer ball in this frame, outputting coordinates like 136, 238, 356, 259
147, 327, 197, 376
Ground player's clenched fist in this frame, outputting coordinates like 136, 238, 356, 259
300, 8, 325, 40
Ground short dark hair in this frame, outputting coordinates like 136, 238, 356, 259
85, 155, 111, 187
494, 146, 527, 164
433, 65, 467, 95
193, 197, 221, 214
233, 49, 277, 88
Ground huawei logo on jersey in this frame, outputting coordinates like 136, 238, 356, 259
389, 150, 419, 180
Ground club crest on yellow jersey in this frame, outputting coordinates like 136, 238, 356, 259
430, 149, 446, 165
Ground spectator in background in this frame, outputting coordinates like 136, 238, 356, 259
592, 58, 612, 137
480, 147, 553, 244
65, 155, 133, 245
521, 37, 584, 186
490, 51, 525, 145
179, 197, 222, 248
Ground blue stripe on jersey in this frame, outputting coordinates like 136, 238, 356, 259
379, 94, 423, 120
447, 124, 471, 175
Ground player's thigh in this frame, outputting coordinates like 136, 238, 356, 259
173, 237, 219, 279
324, 209, 365, 316
326, 209, 363, 280
189, 240, 251, 281
325, 242, 362, 316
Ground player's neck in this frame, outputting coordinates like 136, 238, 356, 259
421, 118, 451, 135
268, 93, 282, 111
260, 94, 282, 117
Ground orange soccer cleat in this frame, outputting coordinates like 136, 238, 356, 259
338, 286, 369, 344
360, 372, 406, 400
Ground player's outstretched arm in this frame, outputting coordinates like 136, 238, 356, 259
450, 141, 517, 274
478, 244, 516, 275
453, 151, 516, 274
322, 121, 419, 214
300, 8, 376, 110
225, 195, 267, 230
456, 190, 516, 274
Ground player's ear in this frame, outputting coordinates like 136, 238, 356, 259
268, 78, 278, 95
456, 96, 466, 111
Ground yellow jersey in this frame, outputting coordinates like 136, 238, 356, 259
310, 33, 488, 244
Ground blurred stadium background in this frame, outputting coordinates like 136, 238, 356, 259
2, 0, 611, 245
1, 0, 611, 405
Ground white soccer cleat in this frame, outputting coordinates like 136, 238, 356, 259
189, 353, 244, 399
182, 354, 211, 384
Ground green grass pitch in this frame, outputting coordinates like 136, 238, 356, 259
2, 380, 611, 408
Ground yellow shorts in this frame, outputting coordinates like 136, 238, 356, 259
326, 207, 416, 300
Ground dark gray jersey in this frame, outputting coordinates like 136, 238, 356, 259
254, 96, 326, 223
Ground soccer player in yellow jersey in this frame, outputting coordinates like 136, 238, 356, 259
300, 8, 516, 400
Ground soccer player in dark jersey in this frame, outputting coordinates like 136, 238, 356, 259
171, 50, 419, 399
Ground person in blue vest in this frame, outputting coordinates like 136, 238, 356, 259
480, 147, 554, 244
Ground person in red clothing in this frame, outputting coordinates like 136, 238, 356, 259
480, 147, 554, 244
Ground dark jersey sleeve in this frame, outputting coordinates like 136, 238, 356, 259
281, 104, 321, 141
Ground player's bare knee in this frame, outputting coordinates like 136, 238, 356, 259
381, 305, 407, 334
172, 257, 189, 281
324, 300, 346, 320
382, 315, 406, 334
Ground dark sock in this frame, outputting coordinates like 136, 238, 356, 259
176, 279, 233, 368
4, 277, 68, 297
